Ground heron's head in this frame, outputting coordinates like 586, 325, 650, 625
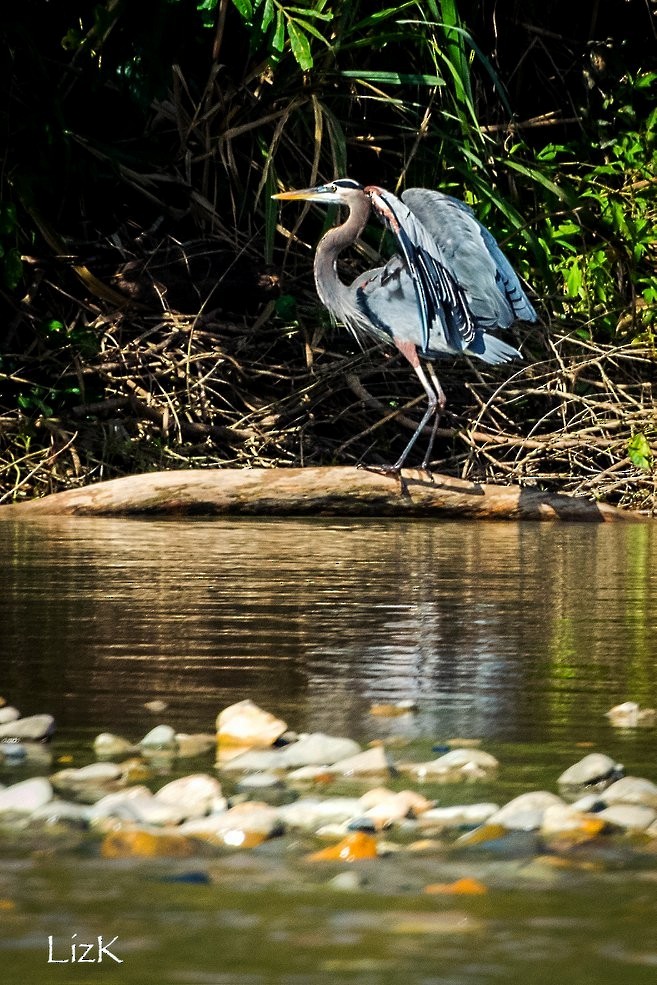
272, 178, 365, 207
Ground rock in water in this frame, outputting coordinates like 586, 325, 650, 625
558, 753, 623, 793
0, 777, 53, 813
216, 700, 287, 748
0, 714, 55, 741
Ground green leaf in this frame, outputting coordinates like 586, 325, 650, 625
272, 8, 285, 51
287, 20, 313, 70
339, 70, 444, 86
231, 0, 253, 22
628, 433, 653, 472
261, 0, 274, 31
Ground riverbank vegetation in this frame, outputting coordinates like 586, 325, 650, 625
1, 1, 655, 510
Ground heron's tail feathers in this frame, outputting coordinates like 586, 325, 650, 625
468, 333, 521, 365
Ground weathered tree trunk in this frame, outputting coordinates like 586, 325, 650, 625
0, 468, 645, 521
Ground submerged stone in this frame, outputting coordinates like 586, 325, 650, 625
101, 828, 197, 859
180, 801, 282, 846
0, 707, 20, 724
606, 701, 656, 728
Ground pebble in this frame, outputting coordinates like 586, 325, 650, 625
0, 777, 53, 814
362, 790, 434, 828
278, 733, 362, 769
88, 786, 186, 827
596, 803, 657, 831
217, 748, 285, 773
0, 707, 20, 724
328, 870, 366, 890
286, 765, 336, 785
144, 700, 169, 714
606, 701, 656, 728
93, 733, 138, 759
180, 802, 283, 846
278, 797, 364, 831
0, 714, 55, 741
485, 791, 566, 831
417, 803, 499, 830
28, 799, 89, 827
600, 775, 657, 809
51, 762, 125, 802
308, 831, 378, 861
154, 774, 224, 819
409, 748, 499, 782
140, 724, 178, 753
540, 803, 606, 837
216, 699, 287, 748
557, 752, 624, 792
174, 733, 216, 758
332, 745, 393, 778
101, 828, 197, 859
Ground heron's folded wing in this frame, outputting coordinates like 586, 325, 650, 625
366, 186, 476, 353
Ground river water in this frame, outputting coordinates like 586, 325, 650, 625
1, 517, 656, 984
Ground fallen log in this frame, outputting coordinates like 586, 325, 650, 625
0, 467, 646, 521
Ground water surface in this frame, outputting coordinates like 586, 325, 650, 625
1, 517, 656, 984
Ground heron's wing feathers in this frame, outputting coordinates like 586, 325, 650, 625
367, 187, 476, 353
402, 188, 538, 326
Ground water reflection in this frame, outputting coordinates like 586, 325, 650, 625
0, 517, 655, 743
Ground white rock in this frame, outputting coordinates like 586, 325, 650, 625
0, 714, 55, 741
0, 777, 53, 813
601, 776, 657, 809
606, 701, 656, 727
333, 745, 392, 777
557, 753, 623, 790
29, 799, 89, 825
597, 803, 657, 831
87, 786, 185, 826
217, 748, 285, 773
51, 762, 124, 798
154, 774, 223, 819
287, 765, 337, 784
216, 700, 287, 748
418, 803, 500, 829
140, 724, 177, 751
174, 733, 215, 758
277, 797, 363, 831
0, 706, 20, 724
540, 803, 602, 835
410, 748, 499, 781
94, 733, 137, 758
487, 791, 566, 831
180, 802, 282, 842
278, 733, 361, 768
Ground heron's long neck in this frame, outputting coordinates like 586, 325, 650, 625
313, 200, 370, 320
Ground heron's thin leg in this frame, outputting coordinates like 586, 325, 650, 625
421, 362, 447, 470
389, 341, 438, 472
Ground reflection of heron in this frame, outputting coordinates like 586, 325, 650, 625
273, 179, 538, 471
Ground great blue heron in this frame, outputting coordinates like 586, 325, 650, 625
273, 179, 537, 471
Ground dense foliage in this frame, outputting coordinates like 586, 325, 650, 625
0, 1, 655, 506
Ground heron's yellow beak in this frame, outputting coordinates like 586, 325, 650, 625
271, 188, 325, 202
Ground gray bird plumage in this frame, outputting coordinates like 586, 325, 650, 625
273, 178, 538, 471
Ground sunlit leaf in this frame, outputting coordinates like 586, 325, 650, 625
628, 433, 653, 471
287, 20, 313, 70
